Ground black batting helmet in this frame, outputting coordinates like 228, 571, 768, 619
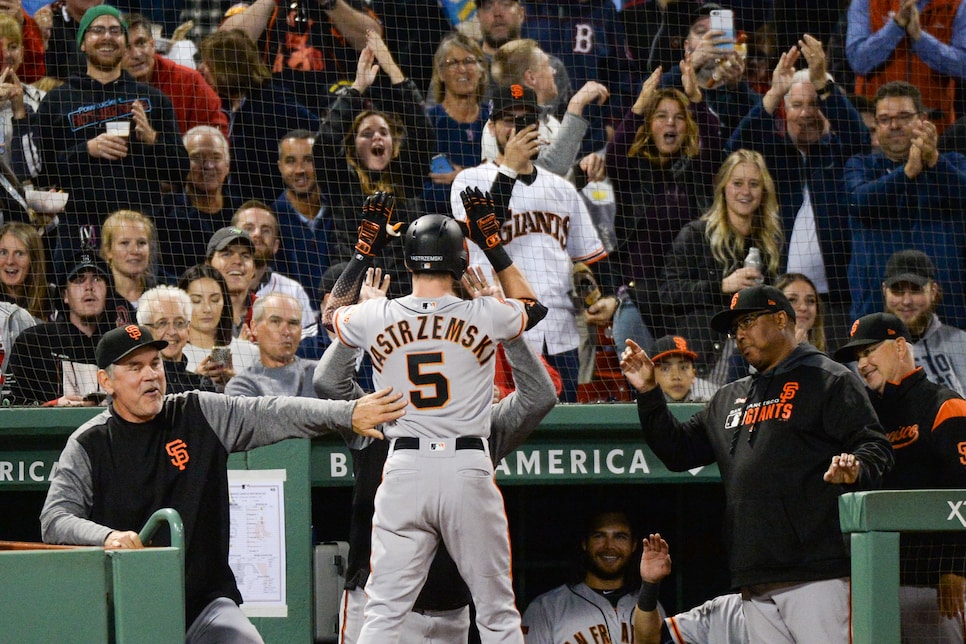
404, 214, 468, 280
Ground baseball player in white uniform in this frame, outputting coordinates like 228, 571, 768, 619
634, 533, 749, 644
322, 190, 548, 644
522, 511, 653, 644
450, 83, 606, 402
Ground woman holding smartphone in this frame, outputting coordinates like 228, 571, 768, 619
177, 264, 257, 388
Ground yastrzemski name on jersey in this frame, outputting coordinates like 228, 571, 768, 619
368, 313, 498, 372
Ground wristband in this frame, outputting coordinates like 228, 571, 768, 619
484, 245, 513, 273
498, 164, 518, 180
637, 581, 660, 612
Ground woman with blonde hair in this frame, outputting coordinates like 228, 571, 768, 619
100, 209, 165, 325
0, 221, 47, 320
660, 148, 784, 383
0, 13, 45, 182
422, 32, 489, 215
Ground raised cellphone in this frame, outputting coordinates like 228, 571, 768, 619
210, 346, 231, 366
514, 112, 538, 132
430, 153, 455, 175
710, 9, 735, 51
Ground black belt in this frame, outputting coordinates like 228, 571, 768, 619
393, 437, 485, 451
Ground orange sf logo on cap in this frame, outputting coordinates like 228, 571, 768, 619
850, 320, 860, 337
673, 337, 688, 351
125, 324, 141, 340
887, 328, 896, 336
510, 83, 524, 98
730, 293, 740, 309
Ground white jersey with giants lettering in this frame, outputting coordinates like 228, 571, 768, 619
332, 293, 526, 441
451, 161, 606, 355
522, 582, 658, 644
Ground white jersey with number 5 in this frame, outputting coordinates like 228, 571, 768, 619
333, 294, 526, 441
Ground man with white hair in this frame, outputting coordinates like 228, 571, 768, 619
137, 285, 218, 394
225, 292, 317, 397
725, 34, 870, 348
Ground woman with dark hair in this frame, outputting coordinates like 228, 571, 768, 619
0, 221, 48, 320
177, 264, 257, 388
777, 272, 826, 353
197, 29, 318, 205
422, 31, 489, 216
316, 29, 434, 296
605, 60, 723, 352
661, 148, 784, 383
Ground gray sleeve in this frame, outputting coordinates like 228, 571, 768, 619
488, 337, 558, 461
41, 434, 113, 546
535, 112, 588, 177
313, 341, 366, 402
223, 372, 259, 397
195, 391, 357, 452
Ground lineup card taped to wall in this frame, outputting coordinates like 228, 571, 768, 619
228, 469, 287, 617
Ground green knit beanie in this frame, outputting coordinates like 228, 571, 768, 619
76, 5, 128, 47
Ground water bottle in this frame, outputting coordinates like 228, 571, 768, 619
743, 247, 764, 284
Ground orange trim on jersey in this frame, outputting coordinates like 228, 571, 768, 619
339, 589, 349, 643
933, 398, 966, 431
507, 299, 527, 340
667, 615, 686, 643
572, 247, 608, 265
332, 307, 360, 349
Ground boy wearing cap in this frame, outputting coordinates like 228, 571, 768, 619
452, 83, 606, 402
650, 335, 717, 403
622, 284, 893, 643
7, 251, 113, 406
835, 313, 966, 641
40, 323, 407, 643
881, 249, 966, 396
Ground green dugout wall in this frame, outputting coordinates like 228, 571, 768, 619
0, 403, 716, 642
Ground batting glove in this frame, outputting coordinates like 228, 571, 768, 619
460, 187, 503, 250
355, 192, 400, 257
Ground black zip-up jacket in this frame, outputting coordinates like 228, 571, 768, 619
636, 343, 893, 588
871, 367, 966, 585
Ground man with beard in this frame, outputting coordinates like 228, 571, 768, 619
621, 284, 893, 643
880, 250, 966, 396
30, 5, 187, 273
845, 80, 966, 328
522, 511, 651, 643
271, 129, 329, 299
8, 251, 114, 405
230, 202, 318, 338
726, 35, 869, 349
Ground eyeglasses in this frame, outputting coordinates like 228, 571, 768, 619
86, 25, 125, 38
727, 310, 773, 339
145, 319, 189, 332
443, 57, 479, 69
874, 112, 919, 127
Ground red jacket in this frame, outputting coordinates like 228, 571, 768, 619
149, 54, 228, 137
19, 10, 45, 84
855, 0, 960, 129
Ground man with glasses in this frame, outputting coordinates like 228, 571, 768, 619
834, 312, 966, 641
30, 4, 187, 275
137, 285, 218, 394
7, 251, 114, 405
845, 80, 966, 328
622, 284, 893, 643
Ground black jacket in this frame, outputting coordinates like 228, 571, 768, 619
871, 367, 966, 585
636, 343, 893, 588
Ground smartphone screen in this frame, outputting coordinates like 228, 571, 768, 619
430, 153, 455, 174
710, 10, 735, 51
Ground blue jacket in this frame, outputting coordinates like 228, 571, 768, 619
271, 192, 330, 302
726, 88, 871, 304
844, 150, 966, 326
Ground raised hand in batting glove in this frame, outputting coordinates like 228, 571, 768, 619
460, 186, 503, 250
355, 192, 401, 257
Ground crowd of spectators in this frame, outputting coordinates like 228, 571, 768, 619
0, 0, 963, 411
